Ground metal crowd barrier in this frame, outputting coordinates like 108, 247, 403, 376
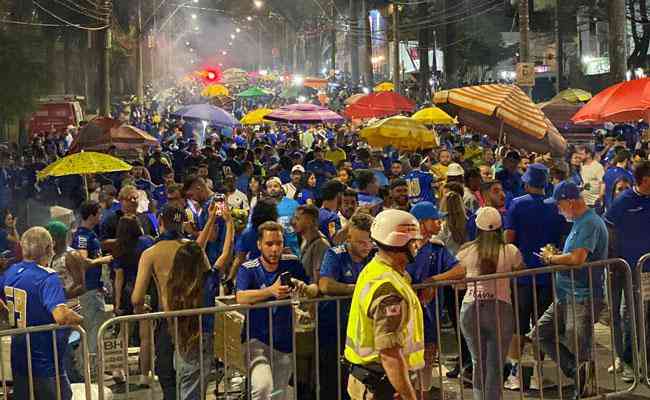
635, 253, 650, 387
91, 258, 639, 400
0, 324, 92, 400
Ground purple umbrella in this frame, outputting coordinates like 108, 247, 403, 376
170, 103, 239, 127
264, 103, 345, 124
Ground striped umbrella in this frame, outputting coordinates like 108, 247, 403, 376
434, 84, 567, 155
264, 103, 345, 124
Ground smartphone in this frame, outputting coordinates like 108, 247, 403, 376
213, 194, 226, 216
279, 271, 294, 288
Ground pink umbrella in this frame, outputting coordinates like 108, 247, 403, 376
264, 103, 345, 124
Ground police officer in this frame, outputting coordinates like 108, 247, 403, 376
344, 209, 425, 400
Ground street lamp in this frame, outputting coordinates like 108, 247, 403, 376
191, 13, 197, 19
236, 28, 241, 33
230, 33, 236, 39
253, 0, 264, 9
246, 16, 253, 21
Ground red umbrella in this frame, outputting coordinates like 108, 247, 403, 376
70, 117, 158, 152
571, 78, 650, 124
344, 92, 416, 119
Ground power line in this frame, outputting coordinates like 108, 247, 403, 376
33, 0, 111, 31
51, 0, 109, 22
0, 18, 66, 27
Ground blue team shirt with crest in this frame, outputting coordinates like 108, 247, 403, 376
405, 169, 436, 204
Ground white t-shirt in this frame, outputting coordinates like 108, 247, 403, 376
227, 190, 250, 211
457, 243, 522, 304
580, 160, 605, 206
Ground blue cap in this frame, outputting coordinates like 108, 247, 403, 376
410, 201, 443, 221
522, 163, 549, 189
547, 181, 581, 203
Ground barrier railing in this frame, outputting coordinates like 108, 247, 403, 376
635, 253, 650, 387
80, 258, 637, 400
0, 324, 92, 400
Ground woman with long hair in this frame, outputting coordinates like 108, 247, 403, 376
248, 175, 264, 210
296, 172, 317, 205
432, 207, 523, 400
165, 241, 219, 400
438, 190, 468, 255
0, 208, 19, 255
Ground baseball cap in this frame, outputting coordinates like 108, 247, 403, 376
45, 220, 69, 240
546, 181, 581, 203
446, 163, 465, 177
291, 165, 305, 173
475, 207, 502, 231
410, 201, 444, 221
522, 163, 549, 189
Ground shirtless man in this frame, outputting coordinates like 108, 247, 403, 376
132, 203, 234, 400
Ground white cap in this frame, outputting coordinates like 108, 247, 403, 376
371, 209, 422, 247
291, 165, 305, 173
446, 163, 465, 177
475, 207, 502, 232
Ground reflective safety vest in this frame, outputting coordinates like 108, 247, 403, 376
344, 256, 425, 370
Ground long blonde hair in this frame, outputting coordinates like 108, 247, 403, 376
440, 191, 467, 245
473, 229, 505, 275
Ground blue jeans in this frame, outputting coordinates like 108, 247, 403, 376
174, 335, 213, 400
610, 268, 643, 366
79, 289, 107, 354
531, 300, 604, 379
460, 300, 514, 400
13, 373, 72, 400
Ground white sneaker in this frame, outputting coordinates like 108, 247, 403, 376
608, 357, 623, 374
621, 364, 636, 383
504, 374, 521, 390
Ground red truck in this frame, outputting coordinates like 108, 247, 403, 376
27, 95, 85, 137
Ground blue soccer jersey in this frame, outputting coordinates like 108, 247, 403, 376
405, 169, 436, 204
0, 261, 68, 377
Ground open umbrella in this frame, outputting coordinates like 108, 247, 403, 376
551, 88, 592, 104
201, 84, 229, 97
241, 108, 274, 125
434, 84, 567, 155
171, 104, 239, 127
69, 117, 158, 153
37, 151, 133, 198
374, 82, 395, 92
539, 98, 596, 143
304, 77, 329, 90
279, 86, 318, 99
412, 107, 457, 125
344, 92, 416, 119
264, 103, 345, 124
236, 87, 271, 98
345, 93, 367, 105
360, 116, 438, 150
571, 78, 650, 124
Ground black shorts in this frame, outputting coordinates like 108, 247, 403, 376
513, 284, 553, 336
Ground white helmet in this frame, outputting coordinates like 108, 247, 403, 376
371, 209, 422, 248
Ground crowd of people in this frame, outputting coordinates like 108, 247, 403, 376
0, 80, 650, 400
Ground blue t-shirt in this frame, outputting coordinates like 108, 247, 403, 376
234, 225, 261, 261
71, 226, 103, 290
603, 167, 635, 210
358, 192, 383, 209
296, 188, 316, 205
319, 207, 341, 243
0, 261, 67, 377
236, 256, 309, 353
306, 159, 337, 189
111, 235, 155, 284
504, 194, 569, 286
405, 169, 436, 204
277, 197, 300, 256
496, 169, 524, 208
318, 245, 370, 345
555, 208, 608, 303
604, 188, 650, 270
407, 241, 458, 343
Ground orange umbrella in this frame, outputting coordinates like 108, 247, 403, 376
571, 78, 650, 124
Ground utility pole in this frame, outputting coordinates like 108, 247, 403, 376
363, 3, 373, 86
554, 0, 563, 93
136, 0, 144, 104
100, 11, 111, 116
518, 0, 531, 96
331, 1, 336, 73
258, 24, 263, 71
392, 3, 400, 93
608, 0, 627, 84
349, 0, 359, 84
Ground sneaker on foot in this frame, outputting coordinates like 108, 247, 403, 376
608, 357, 623, 374
621, 364, 635, 383
504, 374, 521, 390
572, 362, 589, 400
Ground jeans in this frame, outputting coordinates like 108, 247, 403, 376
318, 339, 349, 400
445, 287, 472, 370
610, 268, 641, 366
247, 339, 293, 400
79, 289, 107, 354
156, 319, 177, 400
174, 335, 213, 400
531, 300, 604, 380
13, 373, 72, 400
460, 300, 514, 400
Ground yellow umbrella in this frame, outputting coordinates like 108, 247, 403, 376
412, 107, 457, 125
360, 116, 438, 150
551, 88, 592, 104
201, 84, 230, 97
374, 82, 395, 92
240, 108, 274, 125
